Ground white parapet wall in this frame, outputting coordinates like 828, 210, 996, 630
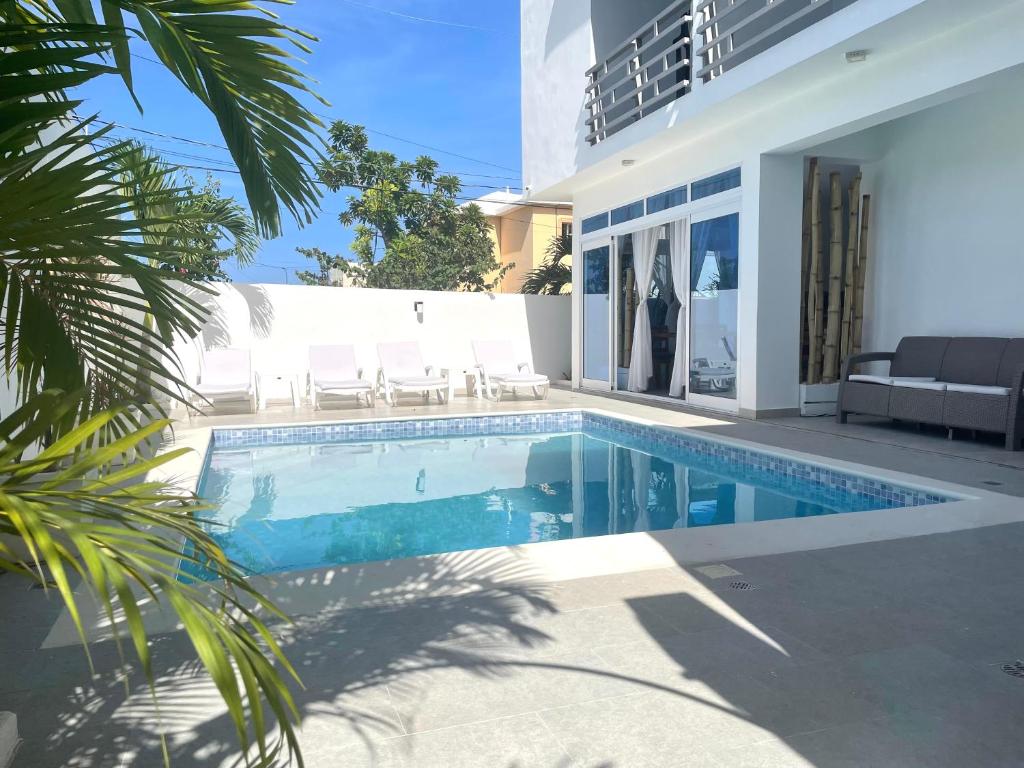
171, 284, 572, 395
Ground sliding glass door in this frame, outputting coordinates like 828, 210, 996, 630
582, 244, 612, 389
688, 210, 739, 409
579, 207, 739, 412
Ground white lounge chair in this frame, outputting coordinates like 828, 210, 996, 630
377, 342, 448, 405
308, 344, 375, 409
472, 340, 549, 401
190, 347, 258, 415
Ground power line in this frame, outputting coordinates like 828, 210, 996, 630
81, 116, 521, 182
336, 0, 498, 32
109, 59, 521, 175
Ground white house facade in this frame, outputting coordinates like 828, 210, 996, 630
521, 0, 1024, 417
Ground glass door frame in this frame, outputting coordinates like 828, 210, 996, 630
581, 213, 690, 399
580, 242, 613, 391
685, 200, 741, 414
577, 192, 740, 412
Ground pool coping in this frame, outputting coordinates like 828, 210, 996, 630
42, 407, 1024, 648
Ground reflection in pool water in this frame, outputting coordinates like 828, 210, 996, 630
184, 430, 907, 579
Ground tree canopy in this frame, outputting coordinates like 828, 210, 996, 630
295, 246, 350, 286
314, 120, 510, 291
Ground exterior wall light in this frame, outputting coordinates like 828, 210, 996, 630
845, 50, 869, 63
621, 159, 636, 167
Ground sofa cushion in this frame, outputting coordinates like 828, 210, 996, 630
890, 337, 950, 378
996, 339, 1024, 388
849, 374, 892, 385
945, 383, 1011, 396
891, 380, 947, 391
938, 337, 1008, 385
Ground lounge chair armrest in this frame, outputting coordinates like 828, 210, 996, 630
840, 352, 894, 381
425, 364, 437, 376
517, 361, 534, 373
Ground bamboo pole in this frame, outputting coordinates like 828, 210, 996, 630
852, 194, 871, 357
822, 172, 844, 383
806, 165, 824, 384
799, 158, 816, 383
840, 174, 862, 367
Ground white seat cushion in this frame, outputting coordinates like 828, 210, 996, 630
196, 382, 252, 396
391, 376, 447, 388
891, 380, 947, 391
317, 378, 373, 391
848, 374, 892, 385
945, 383, 1011, 396
493, 373, 549, 385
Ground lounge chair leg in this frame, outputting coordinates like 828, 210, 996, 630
947, 428, 955, 441
495, 386, 503, 402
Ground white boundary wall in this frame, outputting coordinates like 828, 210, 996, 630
172, 284, 571, 392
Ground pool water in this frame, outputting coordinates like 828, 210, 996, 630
185, 421, 946, 579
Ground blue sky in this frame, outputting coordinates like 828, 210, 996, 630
78, 0, 522, 283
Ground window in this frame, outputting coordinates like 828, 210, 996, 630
582, 212, 609, 235
691, 168, 741, 201
610, 200, 645, 225
646, 185, 687, 214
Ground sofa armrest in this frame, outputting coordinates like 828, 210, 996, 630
840, 352, 895, 381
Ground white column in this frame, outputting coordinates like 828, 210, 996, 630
736, 152, 803, 417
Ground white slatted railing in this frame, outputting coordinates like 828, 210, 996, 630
695, 0, 851, 81
584, 0, 693, 146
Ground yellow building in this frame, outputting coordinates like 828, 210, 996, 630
471, 191, 572, 294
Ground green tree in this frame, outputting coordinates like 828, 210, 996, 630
0, 1, 327, 765
317, 120, 510, 291
295, 246, 350, 286
116, 142, 259, 282
521, 232, 573, 295
167, 172, 259, 281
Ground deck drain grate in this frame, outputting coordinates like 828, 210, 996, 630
1001, 661, 1024, 679
729, 581, 756, 591
982, 480, 1004, 487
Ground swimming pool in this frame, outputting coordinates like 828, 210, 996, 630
185, 411, 952, 579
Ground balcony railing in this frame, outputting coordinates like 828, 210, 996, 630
584, 0, 693, 146
584, 0, 855, 146
696, 0, 853, 81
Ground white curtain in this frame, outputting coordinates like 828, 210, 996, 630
668, 219, 689, 397
630, 450, 651, 532
673, 464, 689, 528
626, 227, 660, 392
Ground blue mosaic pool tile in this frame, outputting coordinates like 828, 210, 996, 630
214, 411, 584, 448
211, 410, 952, 509
580, 412, 950, 508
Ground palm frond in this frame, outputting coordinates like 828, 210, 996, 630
0, 390, 303, 767
520, 232, 572, 295
1, 0, 326, 238
0, 119, 211, 421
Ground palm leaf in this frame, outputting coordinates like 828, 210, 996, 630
0, 390, 303, 766
520, 232, 572, 295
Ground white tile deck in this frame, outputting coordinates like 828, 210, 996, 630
4, 388, 1024, 767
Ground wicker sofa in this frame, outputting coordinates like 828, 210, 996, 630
836, 336, 1024, 450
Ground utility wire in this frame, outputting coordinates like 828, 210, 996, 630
335, 0, 498, 32
82, 116, 522, 182
117, 57, 521, 175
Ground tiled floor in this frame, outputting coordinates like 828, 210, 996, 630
4, 390, 1024, 767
